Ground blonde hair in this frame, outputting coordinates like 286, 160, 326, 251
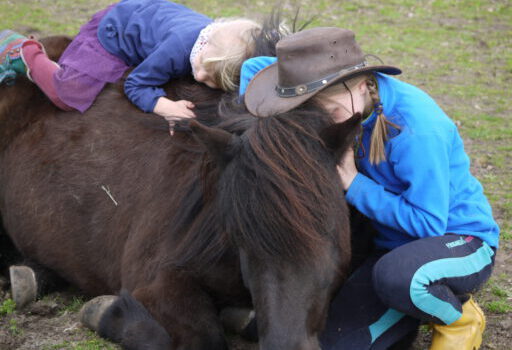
365, 75, 400, 164
202, 18, 262, 92
314, 74, 399, 164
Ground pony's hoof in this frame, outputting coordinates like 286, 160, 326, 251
9, 265, 37, 309
80, 295, 118, 332
220, 307, 255, 334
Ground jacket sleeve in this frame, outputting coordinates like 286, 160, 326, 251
345, 132, 452, 238
124, 37, 189, 113
239, 56, 277, 96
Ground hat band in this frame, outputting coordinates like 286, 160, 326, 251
276, 61, 367, 98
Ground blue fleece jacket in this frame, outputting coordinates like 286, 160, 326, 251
346, 73, 499, 250
97, 0, 212, 113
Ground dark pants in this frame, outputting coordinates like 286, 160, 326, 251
320, 235, 495, 350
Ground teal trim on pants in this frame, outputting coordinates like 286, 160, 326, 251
409, 242, 494, 324
369, 309, 405, 343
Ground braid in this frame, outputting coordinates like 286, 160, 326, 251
365, 76, 399, 164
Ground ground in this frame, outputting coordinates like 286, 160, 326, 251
0, 0, 511, 349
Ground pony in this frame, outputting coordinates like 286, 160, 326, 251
0, 35, 361, 349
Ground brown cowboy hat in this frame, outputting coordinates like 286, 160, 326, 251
244, 27, 401, 117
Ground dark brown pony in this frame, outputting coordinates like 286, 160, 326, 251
0, 36, 360, 350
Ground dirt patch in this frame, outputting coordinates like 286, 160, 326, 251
0, 285, 103, 350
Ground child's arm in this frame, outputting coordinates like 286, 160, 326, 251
153, 96, 196, 121
123, 39, 193, 116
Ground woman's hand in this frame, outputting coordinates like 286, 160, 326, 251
153, 97, 196, 134
337, 148, 358, 191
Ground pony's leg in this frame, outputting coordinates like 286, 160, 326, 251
129, 271, 228, 350
9, 265, 36, 308
94, 270, 228, 350
97, 290, 172, 350
80, 295, 118, 332
9, 259, 67, 308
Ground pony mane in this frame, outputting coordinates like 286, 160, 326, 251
217, 102, 348, 264
164, 95, 348, 268
161, 13, 349, 268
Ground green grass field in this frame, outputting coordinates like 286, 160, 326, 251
1, 0, 511, 349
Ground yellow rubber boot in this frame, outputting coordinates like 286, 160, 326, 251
429, 296, 486, 350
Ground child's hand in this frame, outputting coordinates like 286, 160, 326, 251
153, 97, 196, 134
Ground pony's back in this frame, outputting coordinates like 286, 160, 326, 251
0, 36, 226, 295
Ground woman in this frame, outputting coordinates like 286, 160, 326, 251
241, 27, 499, 349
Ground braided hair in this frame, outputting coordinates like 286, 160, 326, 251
365, 75, 400, 164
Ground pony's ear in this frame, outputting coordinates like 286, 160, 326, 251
189, 120, 239, 165
320, 113, 362, 163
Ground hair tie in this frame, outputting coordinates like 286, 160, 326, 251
374, 102, 383, 115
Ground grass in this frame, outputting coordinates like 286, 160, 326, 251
34, 293, 88, 319
480, 276, 512, 316
491, 285, 509, 298
8, 318, 23, 336
0, 298, 16, 316
0, 0, 510, 348
61, 296, 86, 315
42, 333, 119, 350
485, 300, 512, 314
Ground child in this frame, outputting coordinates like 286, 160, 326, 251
0, 0, 262, 128
240, 27, 499, 349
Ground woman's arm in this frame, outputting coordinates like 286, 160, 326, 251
343, 132, 452, 238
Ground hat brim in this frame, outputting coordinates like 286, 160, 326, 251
244, 63, 401, 118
